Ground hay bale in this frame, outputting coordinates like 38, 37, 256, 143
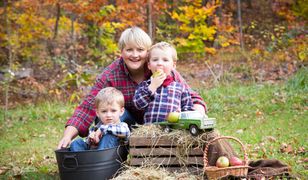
114, 165, 202, 180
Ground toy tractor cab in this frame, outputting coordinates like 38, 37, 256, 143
156, 111, 216, 136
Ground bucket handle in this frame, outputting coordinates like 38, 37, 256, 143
62, 154, 79, 170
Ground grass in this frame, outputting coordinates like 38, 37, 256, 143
0, 69, 307, 179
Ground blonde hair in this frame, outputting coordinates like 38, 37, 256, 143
149, 41, 178, 61
95, 87, 124, 108
118, 26, 152, 51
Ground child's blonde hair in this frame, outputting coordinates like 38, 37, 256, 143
149, 41, 178, 61
118, 26, 152, 51
95, 87, 124, 108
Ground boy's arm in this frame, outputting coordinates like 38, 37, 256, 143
173, 70, 207, 113
181, 88, 194, 111
133, 81, 154, 110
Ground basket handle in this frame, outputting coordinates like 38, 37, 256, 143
203, 136, 248, 167
62, 154, 79, 170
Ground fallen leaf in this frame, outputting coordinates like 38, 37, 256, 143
0, 166, 10, 175
236, 129, 244, 134
297, 147, 306, 154
256, 110, 263, 116
266, 136, 277, 142
280, 143, 293, 154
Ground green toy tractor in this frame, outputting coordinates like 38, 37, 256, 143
156, 111, 216, 136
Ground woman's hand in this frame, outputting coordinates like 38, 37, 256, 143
57, 126, 78, 149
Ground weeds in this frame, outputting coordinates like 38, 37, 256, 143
0, 78, 307, 179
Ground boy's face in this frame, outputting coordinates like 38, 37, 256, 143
148, 48, 176, 76
121, 43, 148, 73
96, 102, 124, 125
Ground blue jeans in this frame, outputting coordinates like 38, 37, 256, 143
70, 134, 119, 152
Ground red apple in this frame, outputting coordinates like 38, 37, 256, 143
166, 112, 179, 123
229, 156, 243, 166
216, 156, 229, 168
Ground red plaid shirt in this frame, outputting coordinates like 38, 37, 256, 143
66, 58, 206, 137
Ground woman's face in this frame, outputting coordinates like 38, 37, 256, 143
121, 43, 148, 72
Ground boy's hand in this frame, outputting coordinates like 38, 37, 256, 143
149, 70, 166, 93
93, 129, 102, 144
88, 131, 96, 145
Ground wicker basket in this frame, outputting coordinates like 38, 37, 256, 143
204, 136, 249, 179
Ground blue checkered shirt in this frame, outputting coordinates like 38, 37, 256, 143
133, 79, 194, 124
86, 122, 130, 144
99, 122, 130, 138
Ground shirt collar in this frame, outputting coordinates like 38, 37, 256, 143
120, 57, 130, 76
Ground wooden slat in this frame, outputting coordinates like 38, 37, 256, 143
129, 156, 204, 166
129, 147, 203, 156
129, 136, 175, 147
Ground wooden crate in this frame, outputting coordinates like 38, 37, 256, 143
129, 135, 204, 174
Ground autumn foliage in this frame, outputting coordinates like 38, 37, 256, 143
0, 0, 307, 105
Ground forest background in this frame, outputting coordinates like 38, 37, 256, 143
0, 0, 307, 179
0, 0, 307, 108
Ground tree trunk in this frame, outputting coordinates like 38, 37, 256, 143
237, 0, 244, 50
70, 15, 76, 70
147, 0, 153, 39
53, 2, 60, 40
4, 0, 12, 120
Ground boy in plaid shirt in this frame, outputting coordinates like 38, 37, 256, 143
70, 87, 130, 151
133, 42, 194, 124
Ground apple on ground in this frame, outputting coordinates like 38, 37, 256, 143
166, 112, 180, 123
229, 156, 243, 166
216, 156, 229, 168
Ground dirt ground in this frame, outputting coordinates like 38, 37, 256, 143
0, 58, 302, 109
176, 59, 300, 89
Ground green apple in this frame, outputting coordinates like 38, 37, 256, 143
152, 71, 160, 78
152, 70, 164, 78
166, 112, 179, 123
216, 156, 229, 168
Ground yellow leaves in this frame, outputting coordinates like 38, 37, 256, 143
179, 24, 192, 33
171, 2, 222, 56
204, 47, 217, 55
217, 35, 231, 47
297, 42, 308, 61
175, 38, 188, 46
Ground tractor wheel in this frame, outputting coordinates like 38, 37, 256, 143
189, 125, 199, 136
164, 126, 171, 133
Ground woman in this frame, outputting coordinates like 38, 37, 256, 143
57, 26, 206, 149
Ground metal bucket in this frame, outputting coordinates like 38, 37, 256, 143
55, 145, 128, 180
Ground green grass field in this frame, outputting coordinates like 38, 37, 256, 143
0, 68, 307, 179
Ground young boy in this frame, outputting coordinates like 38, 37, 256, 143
70, 87, 130, 151
133, 42, 194, 124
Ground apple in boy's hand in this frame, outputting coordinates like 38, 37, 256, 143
166, 112, 180, 123
230, 156, 243, 166
152, 69, 164, 78
152, 71, 161, 78
216, 156, 229, 168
